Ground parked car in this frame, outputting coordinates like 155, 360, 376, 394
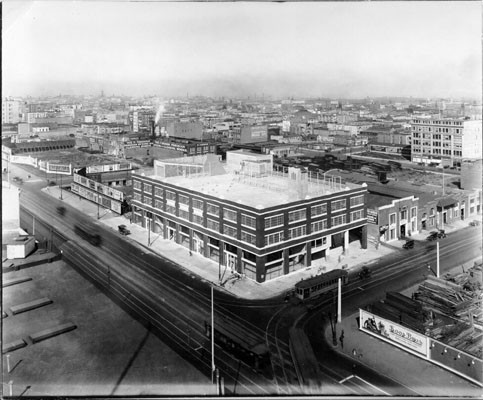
426, 232, 439, 241
437, 229, 446, 239
403, 239, 415, 249
118, 224, 131, 236
358, 266, 372, 279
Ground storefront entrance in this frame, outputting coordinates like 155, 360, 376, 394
225, 251, 237, 273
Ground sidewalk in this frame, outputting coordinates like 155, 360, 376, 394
325, 260, 483, 397
381, 217, 481, 250
44, 186, 395, 300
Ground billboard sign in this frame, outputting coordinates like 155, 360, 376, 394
360, 309, 428, 356
367, 208, 378, 224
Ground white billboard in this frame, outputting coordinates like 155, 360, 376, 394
360, 309, 428, 357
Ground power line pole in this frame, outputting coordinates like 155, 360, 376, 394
211, 285, 215, 387
60, 173, 63, 200
337, 277, 342, 323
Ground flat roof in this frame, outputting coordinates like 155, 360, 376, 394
152, 171, 362, 210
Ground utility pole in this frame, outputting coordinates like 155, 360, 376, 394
337, 277, 342, 323
60, 173, 63, 200
211, 285, 215, 387
436, 241, 440, 278
148, 219, 151, 247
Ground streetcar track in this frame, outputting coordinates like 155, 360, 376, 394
66, 244, 274, 395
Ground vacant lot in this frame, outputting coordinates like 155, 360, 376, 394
2, 260, 211, 397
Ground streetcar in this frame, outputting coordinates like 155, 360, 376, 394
204, 316, 270, 372
294, 269, 348, 301
74, 224, 102, 246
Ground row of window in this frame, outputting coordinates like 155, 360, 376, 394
412, 148, 462, 156
136, 199, 364, 228
412, 120, 463, 126
413, 132, 456, 139
138, 195, 364, 227
389, 207, 417, 224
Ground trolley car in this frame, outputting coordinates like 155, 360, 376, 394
74, 225, 102, 246
295, 269, 348, 301
204, 316, 270, 372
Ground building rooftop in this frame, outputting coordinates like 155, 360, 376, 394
367, 192, 402, 209
149, 155, 364, 210
158, 172, 359, 210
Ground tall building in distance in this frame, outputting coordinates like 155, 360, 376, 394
131, 150, 368, 283
2, 98, 22, 124
410, 118, 482, 166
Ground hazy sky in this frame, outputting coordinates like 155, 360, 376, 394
3, 1, 481, 99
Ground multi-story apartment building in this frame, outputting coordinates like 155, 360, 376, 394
411, 118, 482, 166
2, 99, 22, 124
131, 150, 368, 283
132, 109, 155, 133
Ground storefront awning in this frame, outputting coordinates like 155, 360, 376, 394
437, 197, 457, 208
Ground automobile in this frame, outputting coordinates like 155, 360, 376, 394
426, 232, 439, 241
437, 229, 446, 239
358, 266, 372, 279
470, 220, 480, 227
283, 289, 295, 302
403, 239, 415, 249
118, 224, 131, 236
57, 206, 66, 216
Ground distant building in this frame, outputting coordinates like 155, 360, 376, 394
327, 122, 372, 136
233, 125, 268, 144
166, 121, 203, 140
2, 137, 76, 156
153, 137, 216, 157
132, 109, 155, 133
26, 112, 48, 124
2, 99, 22, 124
411, 118, 482, 166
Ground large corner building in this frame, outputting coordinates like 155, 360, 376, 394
411, 118, 482, 166
131, 150, 368, 283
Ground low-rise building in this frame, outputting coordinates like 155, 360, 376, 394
366, 192, 419, 243
232, 124, 268, 144
166, 121, 203, 140
71, 163, 132, 214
